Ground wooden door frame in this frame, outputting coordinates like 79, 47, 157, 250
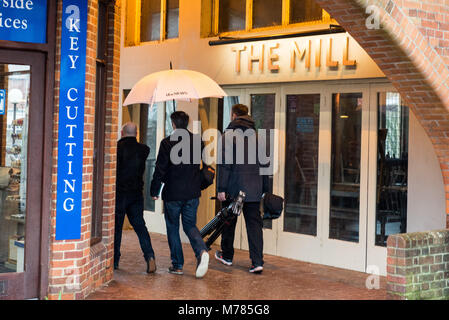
0, 50, 50, 299
0, 0, 56, 299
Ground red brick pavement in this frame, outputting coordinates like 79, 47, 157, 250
86, 231, 387, 300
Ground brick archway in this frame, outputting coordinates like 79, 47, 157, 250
314, 0, 449, 227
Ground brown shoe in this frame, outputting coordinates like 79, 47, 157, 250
146, 257, 156, 273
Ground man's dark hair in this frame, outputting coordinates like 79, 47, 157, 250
170, 111, 189, 129
232, 104, 249, 117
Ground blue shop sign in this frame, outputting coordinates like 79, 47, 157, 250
55, 0, 87, 240
0, 90, 5, 115
0, 0, 48, 44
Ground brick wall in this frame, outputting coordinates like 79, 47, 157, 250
401, 0, 449, 64
47, 0, 120, 300
386, 230, 449, 300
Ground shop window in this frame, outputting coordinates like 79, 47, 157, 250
0, 64, 30, 273
252, 0, 283, 29
201, 0, 332, 37
91, 0, 110, 244
375, 92, 408, 247
218, 0, 246, 33
284, 94, 320, 235
126, 0, 179, 46
250, 94, 275, 229
140, 0, 161, 41
329, 93, 362, 243
290, 0, 323, 24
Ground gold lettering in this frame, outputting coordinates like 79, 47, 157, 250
305, 40, 311, 69
268, 43, 280, 72
290, 41, 311, 70
290, 42, 304, 70
343, 37, 357, 66
327, 38, 338, 68
315, 39, 322, 68
231, 45, 246, 73
248, 44, 264, 72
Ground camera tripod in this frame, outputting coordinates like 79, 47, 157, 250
199, 191, 246, 250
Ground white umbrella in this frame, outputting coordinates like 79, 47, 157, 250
123, 69, 227, 107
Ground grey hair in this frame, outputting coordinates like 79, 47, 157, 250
122, 122, 137, 137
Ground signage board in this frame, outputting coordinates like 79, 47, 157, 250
55, 0, 87, 240
0, 0, 48, 43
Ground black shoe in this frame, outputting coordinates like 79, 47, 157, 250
214, 250, 232, 266
146, 257, 156, 273
114, 260, 119, 270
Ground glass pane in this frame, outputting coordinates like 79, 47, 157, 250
290, 0, 323, 24
144, 105, 158, 211
253, 0, 282, 29
375, 92, 408, 247
166, 0, 179, 39
284, 94, 320, 235
222, 96, 239, 130
0, 64, 30, 273
141, 0, 161, 42
250, 94, 275, 229
219, 0, 246, 32
329, 93, 362, 243
165, 101, 176, 136
143, 101, 176, 211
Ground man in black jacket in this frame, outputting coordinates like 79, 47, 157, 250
215, 104, 269, 274
150, 111, 209, 278
114, 122, 156, 273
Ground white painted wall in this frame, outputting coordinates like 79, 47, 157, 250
407, 112, 446, 232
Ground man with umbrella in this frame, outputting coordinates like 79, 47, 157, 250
150, 111, 209, 278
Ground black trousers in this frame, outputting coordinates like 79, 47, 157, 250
114, 193, 155, 263
221, 202, 264, 266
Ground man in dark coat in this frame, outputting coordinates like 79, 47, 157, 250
150, 111, 209, 278
215, 104, 269, 274
114, 122, 156, 273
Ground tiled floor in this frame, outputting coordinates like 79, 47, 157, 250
87, 230, 387, 300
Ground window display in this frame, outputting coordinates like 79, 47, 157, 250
0, 64, 29, 273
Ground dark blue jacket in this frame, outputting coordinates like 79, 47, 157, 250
217, 116, 270, 202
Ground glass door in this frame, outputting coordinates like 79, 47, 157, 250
221, 87, 280, 255
0, 50, 45, 299
278, 83, 369, 271
222, 82, 406, 275
277, 84, 324, 264
319, 84, 370, 272
220, 88, 245, 250
242, 88, 280, 255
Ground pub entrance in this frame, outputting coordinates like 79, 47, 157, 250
0, 50, 47, 300
223, 80, 409, 275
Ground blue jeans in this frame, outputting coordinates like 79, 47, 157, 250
164, 198, 207, 269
